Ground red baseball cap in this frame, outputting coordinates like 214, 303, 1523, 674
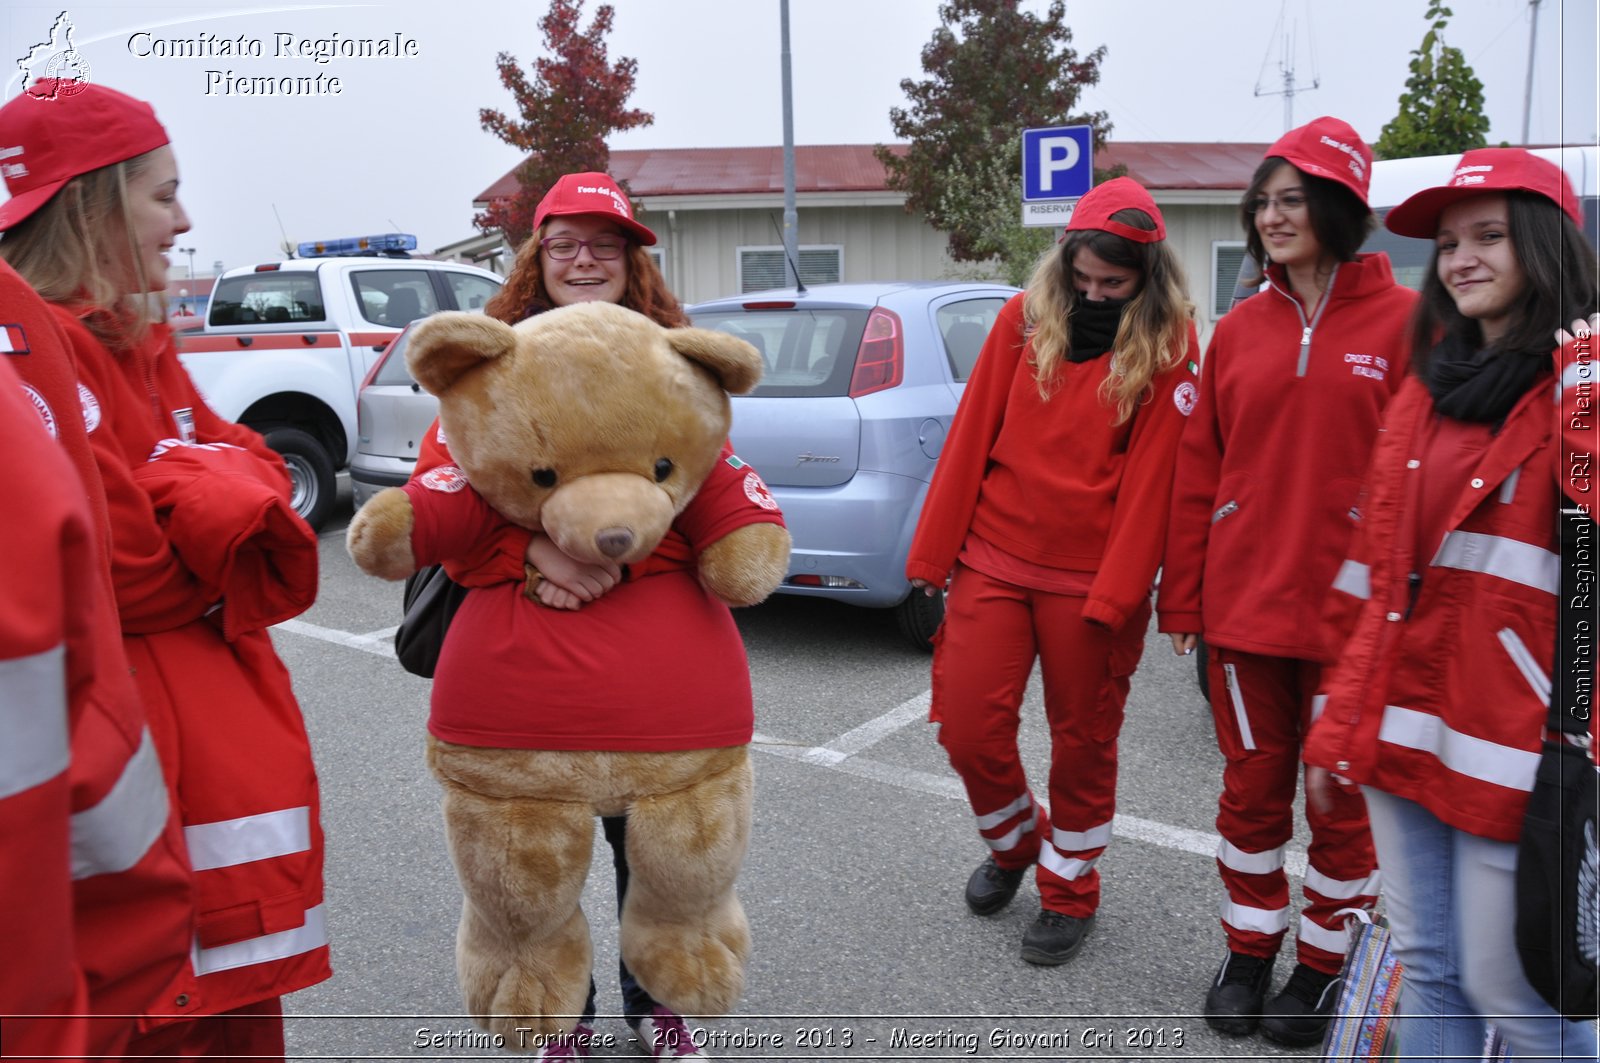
532, 172, 656, 246
1384, 147, 1583, 238
1266, 115, 1373, 206
0, 80, 170, 231
1063, 176, 1165, 243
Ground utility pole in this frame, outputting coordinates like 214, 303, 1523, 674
1521, 0, 1542, 144
779, 0, 800, 288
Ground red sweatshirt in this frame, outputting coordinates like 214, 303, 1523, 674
1158, 255, 1417, 658
403, 455, 785, 751
906, 293, 1201, 631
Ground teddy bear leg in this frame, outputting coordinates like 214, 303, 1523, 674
440, 779, 596, 1039
618, 752, 753, 1016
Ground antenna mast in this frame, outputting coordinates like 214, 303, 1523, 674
1254, 2, 1320, 131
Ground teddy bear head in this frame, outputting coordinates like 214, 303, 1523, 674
403, 302, 762, 565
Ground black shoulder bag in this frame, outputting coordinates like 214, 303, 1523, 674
394, 564, 470, 679
1513, 507, 1598, 1021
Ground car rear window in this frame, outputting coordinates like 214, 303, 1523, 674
371, 329, 417, 387
689, 308, 868, 397
208, 273, 325, 326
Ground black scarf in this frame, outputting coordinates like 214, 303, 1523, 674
1067, 297, 1129, 363
1424, 332, 1549, 425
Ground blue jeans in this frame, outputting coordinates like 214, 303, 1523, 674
1363, 788, 1597, 1061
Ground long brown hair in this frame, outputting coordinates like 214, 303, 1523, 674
0, 151, 161, 348
483, 223, 687, 328
1022, 207, 1193, 424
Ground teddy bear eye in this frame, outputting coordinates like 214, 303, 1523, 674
653, 458, 673, 483
532, 468, 558, 488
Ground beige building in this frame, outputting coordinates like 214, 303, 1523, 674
466, 142, 1270, 344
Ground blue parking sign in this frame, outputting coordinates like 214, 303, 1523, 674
1021, 125, 1093, 201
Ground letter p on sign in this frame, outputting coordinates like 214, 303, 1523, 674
1022, 125, 1093, 202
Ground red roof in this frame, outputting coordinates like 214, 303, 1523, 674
475, 142, 1272, 204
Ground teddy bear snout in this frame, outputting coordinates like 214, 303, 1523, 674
595, 527, 636, 558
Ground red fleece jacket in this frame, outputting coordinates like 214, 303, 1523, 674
907, 293, 1201, 631
1158, 254, 1416, 658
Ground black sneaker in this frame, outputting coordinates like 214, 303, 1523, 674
1260, 963, 1341, 1047
1203, 951, 1274, 1036
1019, 909, 1095, 965
964, 855, 1027, 915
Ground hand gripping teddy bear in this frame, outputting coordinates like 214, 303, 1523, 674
345, 301, 790, 1040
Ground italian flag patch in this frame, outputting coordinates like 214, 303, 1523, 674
1188, 359, 1199, 376
726, 455, 749, 470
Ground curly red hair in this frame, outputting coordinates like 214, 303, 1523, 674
483, 223, 687, 328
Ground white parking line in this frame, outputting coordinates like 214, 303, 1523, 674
278, 619, 1308, 876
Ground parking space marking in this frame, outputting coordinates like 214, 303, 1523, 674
275, 618, 397, 658
280, 619, 1309, 877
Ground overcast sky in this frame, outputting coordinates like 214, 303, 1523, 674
2, 0, 1593, 276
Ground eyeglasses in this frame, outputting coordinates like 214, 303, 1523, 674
1244, 192, 1308, 215
540, 236, 628, 260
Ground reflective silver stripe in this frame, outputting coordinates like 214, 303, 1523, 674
1431, 531, 1558, 596
1038, 846, 1098, 882
1298, 913, 1350, 954
1562, 359, 1595, 393
1051, 820, 1113, 853
974, 793, 1032, 830
71, 728, 169, 880
1331, 559, 1371, 600
983, 809, 1038, 853
1497, 627, 1552, 704
1217, 838, 1284, 875
1310, 694, 1328, 722
0, 645, 69, 800
185, 807, 311, 871
1499, 466, 1522, 505
1220, 898, 1291, 935
1378, 704, 1540, 792
1224, 663, 1256, 751
1304, 865, 1381, 900
192, 902, 328, 976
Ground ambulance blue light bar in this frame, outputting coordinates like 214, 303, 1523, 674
297, 233, 417, 258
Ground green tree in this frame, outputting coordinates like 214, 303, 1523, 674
1374, 1, 1490, 160
476, 0, 653, 246
876, 0, 1110, 281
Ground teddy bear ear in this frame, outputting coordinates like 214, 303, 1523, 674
404, 313, 519, 396
664, 327, 765, 395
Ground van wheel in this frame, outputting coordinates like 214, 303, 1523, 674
263, 426, 336, 531
894, 586, 944, 652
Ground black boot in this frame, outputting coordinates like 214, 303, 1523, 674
1019, 909, 1095, 965
1203, 951, 1274, 1036
1260, 963, 1341, 1047
963, 855, 1027, 915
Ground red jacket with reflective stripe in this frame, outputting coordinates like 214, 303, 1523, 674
1158, 256, 1416, 656
1, 266, 194, 1058
906, 293, 1201, 631
50, 304, 330, 1022
1305, 338, 1599, 841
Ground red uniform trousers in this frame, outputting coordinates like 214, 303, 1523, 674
1206, 645, 1377, 973
123, 997, 284, 1061
932, 564, 1147, 918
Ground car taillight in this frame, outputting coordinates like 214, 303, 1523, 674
849, 307, 903, 398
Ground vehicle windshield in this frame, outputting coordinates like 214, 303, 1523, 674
688, 308, 868, 398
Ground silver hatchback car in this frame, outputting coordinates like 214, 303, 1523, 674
349, 319, 439, 509
688, 281, 1020, 649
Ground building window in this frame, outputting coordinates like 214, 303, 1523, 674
647, 246, 666, 282
738, 245, 842, 293
1212, 241, 1249, 318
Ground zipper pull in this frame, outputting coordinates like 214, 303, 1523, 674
1300, 326, 1312, 352
1404, 571, 1422, 620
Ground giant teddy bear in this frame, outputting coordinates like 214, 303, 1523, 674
345, 302, 790, 1040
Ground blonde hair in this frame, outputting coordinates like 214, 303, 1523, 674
1021, 208, 1193, 424
0, 150, 160, 348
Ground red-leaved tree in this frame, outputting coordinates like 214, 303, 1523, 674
476, 0, 653, 247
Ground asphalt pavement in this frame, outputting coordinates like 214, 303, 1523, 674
271, 481, 1319, 1062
